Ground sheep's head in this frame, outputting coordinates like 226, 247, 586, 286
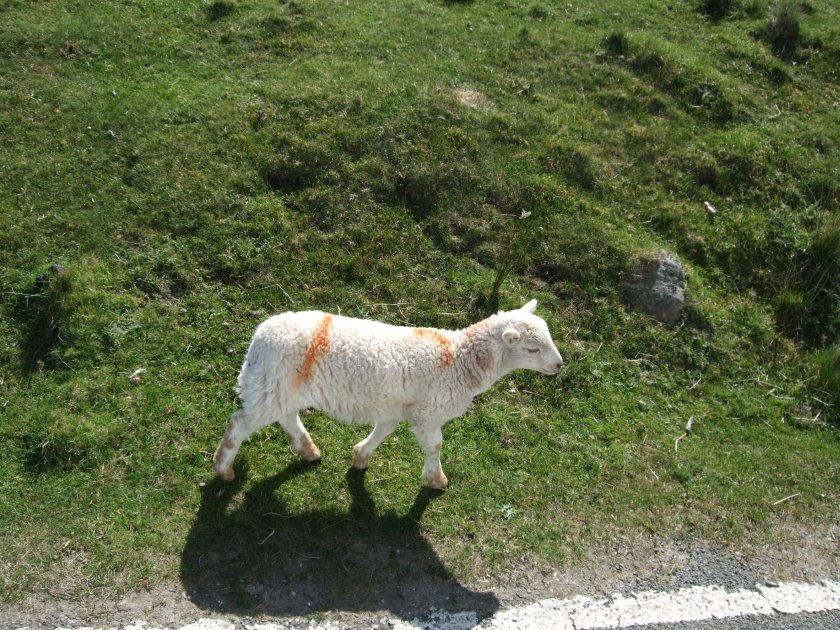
497, 299, 564, 375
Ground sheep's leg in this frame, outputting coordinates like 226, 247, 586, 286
411, 425, 448, 490
213, 409, 272, 482
353, 420, 399, 470
277, 413, 321, 463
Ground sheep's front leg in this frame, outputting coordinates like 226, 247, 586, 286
353, 420, 398, 470
278, 413, 321, 463
411, 425, 448, 489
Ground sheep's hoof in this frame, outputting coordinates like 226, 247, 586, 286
298, 442, 322, 463
212, 449, 235, 482
352, 445, 369, 470
424, 472, 449, 490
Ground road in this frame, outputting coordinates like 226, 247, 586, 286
6, 534, 838, 630
27, 578, 838, 630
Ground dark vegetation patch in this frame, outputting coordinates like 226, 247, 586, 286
129, 241, 195, 299
602, 33, 739, 124
767, 0, 802, 59
775, 216, 840, 344
255, 92, 515, 273
603, 32, 629, 57
22, 410, 128, 475
260, 134, 340, 193
528, 5, 550, 20
540, 141, 600, 191
216, 0, 320, 54
700, 0, 738, 22
816, 345, 840, 401
14, 264, 73, 373
206, 1, 234, 22
750, 0, 830, 65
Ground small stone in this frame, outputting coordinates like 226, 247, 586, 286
624, 250, 686, 324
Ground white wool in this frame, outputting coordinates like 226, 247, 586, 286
214, 299, 563, 488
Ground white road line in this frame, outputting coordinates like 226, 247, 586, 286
50, 579, 840, 630
480, 580, 840, 630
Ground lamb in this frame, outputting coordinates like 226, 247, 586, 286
213, 299, 563, 489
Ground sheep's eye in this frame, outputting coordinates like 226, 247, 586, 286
526, 347, 541, 354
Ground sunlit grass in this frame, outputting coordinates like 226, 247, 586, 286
1, 0, 838, 605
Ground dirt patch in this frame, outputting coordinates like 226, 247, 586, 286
492, 517, 839, 606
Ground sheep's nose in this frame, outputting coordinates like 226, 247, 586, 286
556, 360, 564, 370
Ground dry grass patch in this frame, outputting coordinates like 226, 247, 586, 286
453, 86, 496, 112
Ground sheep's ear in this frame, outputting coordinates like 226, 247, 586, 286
521, 299, 538, 314
502, 328, 521, 347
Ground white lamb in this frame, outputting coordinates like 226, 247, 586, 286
213, 299, 563, 489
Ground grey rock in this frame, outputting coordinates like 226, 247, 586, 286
624, 251, 686, 324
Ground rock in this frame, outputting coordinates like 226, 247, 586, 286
624, 250, 686, 324
129, 368, 146, 385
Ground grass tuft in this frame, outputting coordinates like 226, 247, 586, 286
768, 0, 802, 58
815, 345, 840, 405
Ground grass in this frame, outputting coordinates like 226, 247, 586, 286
1, 0, 839, 610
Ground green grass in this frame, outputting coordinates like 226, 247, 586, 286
1, 0, 838, 607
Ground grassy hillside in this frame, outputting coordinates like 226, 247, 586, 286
1, 0, 838, 605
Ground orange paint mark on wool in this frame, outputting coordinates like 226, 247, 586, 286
295, 314, 334, 388
414, 328, 453, 368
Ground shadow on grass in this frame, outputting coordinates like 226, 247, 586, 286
180, 461, 500, 621
11, 265, 73, 373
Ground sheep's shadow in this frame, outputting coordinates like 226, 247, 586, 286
180, 461, 499, 621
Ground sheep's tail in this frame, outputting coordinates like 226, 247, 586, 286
235, 330, 293, 420
234, 357, 248, 398
235, 332, 265, 399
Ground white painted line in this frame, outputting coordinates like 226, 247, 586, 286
180, 622, 235, 630
758, 579, 840, 613
480, 586, 774, 629
396, 579, 840, 630
44, 579, 840, 630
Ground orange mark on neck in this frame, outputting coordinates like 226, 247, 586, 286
414, 328, 453, 368
295, 313, 334, 388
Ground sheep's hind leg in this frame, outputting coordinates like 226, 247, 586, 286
278, 413, 321, 463
411, 425, 448, 490
353, 420, 399, 470
213, 409, 269, 482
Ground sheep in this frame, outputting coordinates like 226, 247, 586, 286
213, 299, 563, 489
